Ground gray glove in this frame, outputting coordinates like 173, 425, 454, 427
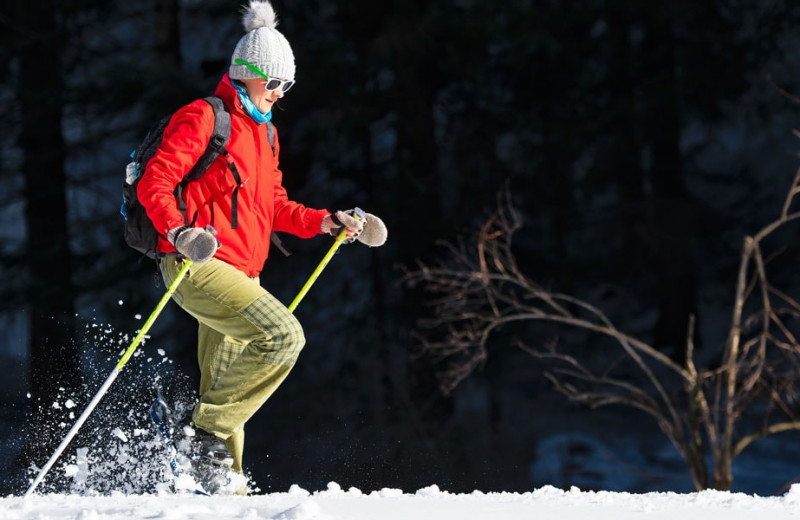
358, 212, 387, 247
320, 209, 365, 241
167, 226, 219, 263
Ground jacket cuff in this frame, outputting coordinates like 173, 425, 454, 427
312, 209, 330, 235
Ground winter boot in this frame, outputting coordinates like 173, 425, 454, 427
173, 422, 234, 494
191, 427, 234, 468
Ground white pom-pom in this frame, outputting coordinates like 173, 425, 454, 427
241, 0, 278, 32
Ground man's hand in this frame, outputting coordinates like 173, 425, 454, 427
320, 209, 365, 242
168, 226, 219, 263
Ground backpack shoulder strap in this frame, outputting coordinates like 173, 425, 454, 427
172, 97, 289, 254
181, 96, 231, 186
204, 96, 231, 145
174, 96, 235, 227
266, 121, 276, 156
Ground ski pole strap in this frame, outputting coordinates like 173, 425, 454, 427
329, 207, 365, 232
329, 211, 345, 227
270, 232, 292, 257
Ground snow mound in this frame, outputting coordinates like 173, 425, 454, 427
5, 483, 800, 520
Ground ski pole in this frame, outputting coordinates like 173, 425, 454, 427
288, 209, 371, 312
288, 229, 348, 312
24, 258, 194, 498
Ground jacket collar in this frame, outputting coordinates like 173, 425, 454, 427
214, 73, 246, 115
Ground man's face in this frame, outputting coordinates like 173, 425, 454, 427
241, 77, 287, 113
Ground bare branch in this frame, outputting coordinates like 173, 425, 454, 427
403, 178, 800, 491
733, 421, 800, 457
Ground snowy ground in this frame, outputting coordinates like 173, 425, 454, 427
4, 483, 800, 520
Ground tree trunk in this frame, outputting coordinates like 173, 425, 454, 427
389, 1, 441, 262
14, 0, 81, 478
712, 462, 733, 491
155, 0, 182, 68
640, 5, 698, 364
607, 1, 647, 270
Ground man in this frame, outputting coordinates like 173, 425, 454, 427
137, 0, 364, 489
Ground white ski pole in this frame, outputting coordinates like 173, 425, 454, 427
23, 259, 193, 498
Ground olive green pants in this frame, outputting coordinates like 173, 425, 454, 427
160, 256, 305, 472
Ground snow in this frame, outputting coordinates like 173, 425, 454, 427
4, 483, 800, 519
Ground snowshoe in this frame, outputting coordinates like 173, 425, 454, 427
174, 422, 235, 494
151, 390, 243, 495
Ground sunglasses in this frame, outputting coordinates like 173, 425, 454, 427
234, 59, 295, 93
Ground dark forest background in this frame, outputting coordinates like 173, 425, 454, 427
4, 0, 800, 497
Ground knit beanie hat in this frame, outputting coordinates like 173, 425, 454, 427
229, 1, 295, 82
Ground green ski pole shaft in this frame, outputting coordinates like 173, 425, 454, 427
24, 259, 193, 498
288, 209, 369, 313
288, 231, 347, 313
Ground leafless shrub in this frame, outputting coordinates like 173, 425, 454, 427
402, 175, 800, 491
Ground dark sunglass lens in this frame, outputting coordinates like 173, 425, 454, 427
282, 81, 295, 93
265, 79, 281, 91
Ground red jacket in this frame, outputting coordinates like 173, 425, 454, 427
138, 74, 328, 277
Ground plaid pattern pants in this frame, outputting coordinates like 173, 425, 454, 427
160, 256, 305, 472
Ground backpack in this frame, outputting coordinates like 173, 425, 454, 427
121, 96, 281, 259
